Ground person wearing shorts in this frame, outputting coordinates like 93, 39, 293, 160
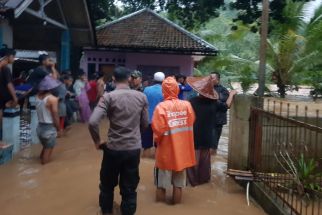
35, 75, 61, 165
152, 77, 196, 204
37, 123, 57, 149
154, 169, 187, 190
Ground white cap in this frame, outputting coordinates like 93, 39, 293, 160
154, 72, 165, 82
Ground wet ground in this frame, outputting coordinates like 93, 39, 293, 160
0, 122, 266, 215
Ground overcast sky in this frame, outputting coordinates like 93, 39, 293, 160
305, 0, 322, 20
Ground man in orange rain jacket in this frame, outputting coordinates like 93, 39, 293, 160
152, 76, 196, 205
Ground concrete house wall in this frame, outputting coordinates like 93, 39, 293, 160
81, 50, 194, 77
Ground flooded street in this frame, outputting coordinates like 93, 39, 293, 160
0, 122, 266, 215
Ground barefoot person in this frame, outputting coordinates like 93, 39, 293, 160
89, 67, 149, 215
36, 75, 61, 165
152, 77, 196, 204
186, 76, 219, 186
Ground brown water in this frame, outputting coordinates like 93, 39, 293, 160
0, 123, 266, 215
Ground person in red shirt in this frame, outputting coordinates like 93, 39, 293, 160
87, 74, 98, 111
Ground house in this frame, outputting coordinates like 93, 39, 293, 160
81, 9, 217, 81
0, 0, 95, 74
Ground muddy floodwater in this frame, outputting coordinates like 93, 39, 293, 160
0, 122, 266, 215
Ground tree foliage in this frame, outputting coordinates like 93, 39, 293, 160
119, 0, 160, 13
196, 0, 322, 97
195, 14, 260, 90
229, 0, 312, 24
165, 0, 224, 30
88, 0, 123, 25
89, 0, 225, 29
267, 0, 322, 97
88, 0, 314, 30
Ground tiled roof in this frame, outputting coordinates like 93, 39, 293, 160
96, 9, 218, 55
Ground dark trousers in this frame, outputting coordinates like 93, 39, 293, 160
89, 101, 97, 111
100, 147, 141, 215
66, 99, 77, 120
213, 125, 223, 150
141, 124, 153, 149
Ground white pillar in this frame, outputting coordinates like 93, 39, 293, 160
0, 20, 13, 48
29, 96, 40, 145
2, 108, 20, 154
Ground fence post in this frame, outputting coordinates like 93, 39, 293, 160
2, 108, 20, 154
251, 109, 263, 170
228, 95, 263, 170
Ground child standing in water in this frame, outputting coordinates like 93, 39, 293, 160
36, 75, 61, 164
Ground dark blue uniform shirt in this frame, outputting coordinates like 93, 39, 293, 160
214, 84, 229, 125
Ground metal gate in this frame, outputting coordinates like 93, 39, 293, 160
248, 105, 322, 215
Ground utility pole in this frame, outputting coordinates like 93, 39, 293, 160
257, 0, 270, 98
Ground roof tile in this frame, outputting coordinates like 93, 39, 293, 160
96, 9, 217, 55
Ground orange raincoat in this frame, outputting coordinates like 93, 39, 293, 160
152, 77, 196, 171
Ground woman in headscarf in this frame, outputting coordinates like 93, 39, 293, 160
73, 69, 91, 122
186, 75, 219, 186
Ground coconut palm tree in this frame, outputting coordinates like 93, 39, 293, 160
196, 0, 322, 97
267, 0, 322, 97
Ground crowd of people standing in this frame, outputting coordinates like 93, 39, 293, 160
1, 45, 237, 215
88, 67, 237, 215
1, 47, 96, 163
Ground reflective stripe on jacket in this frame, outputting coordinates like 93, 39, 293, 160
152, 77, 196, 171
